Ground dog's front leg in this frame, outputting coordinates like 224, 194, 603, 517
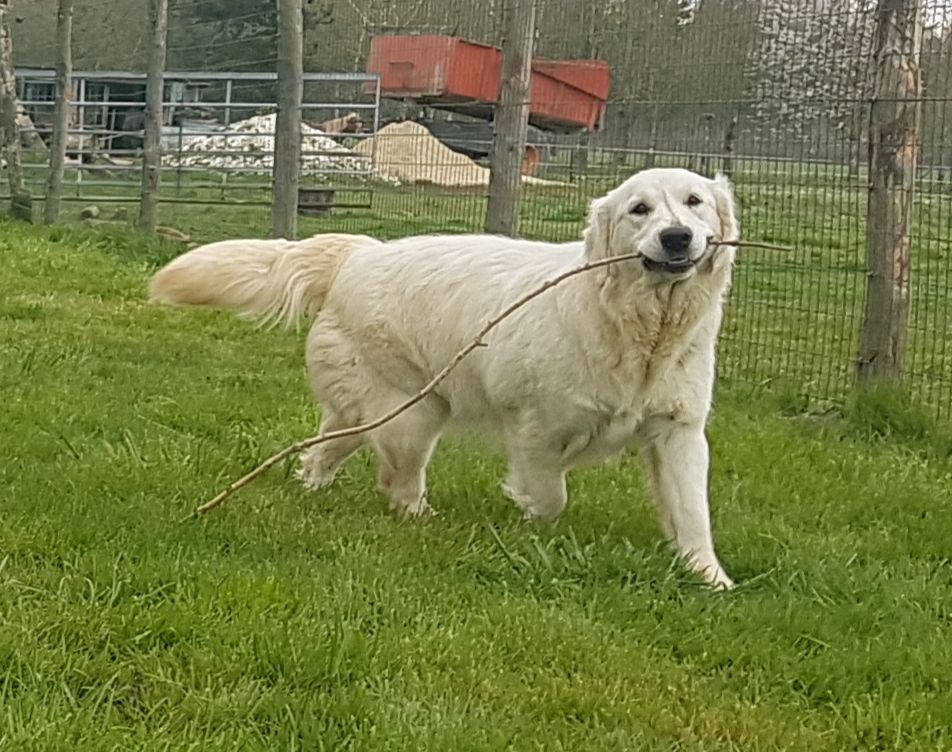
641, 424, 733, 590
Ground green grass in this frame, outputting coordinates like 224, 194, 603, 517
3, 219, 952, 749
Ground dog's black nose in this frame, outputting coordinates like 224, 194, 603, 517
659, 226, 693, 255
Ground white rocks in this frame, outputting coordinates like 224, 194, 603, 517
161, 113, 371, 175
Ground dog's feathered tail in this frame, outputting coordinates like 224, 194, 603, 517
148, 233, 381, 328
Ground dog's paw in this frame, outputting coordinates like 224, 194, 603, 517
502, 481, 534, 513
391, 494, 437, 520
295, 460, 336, 492
699, 565, 735, 591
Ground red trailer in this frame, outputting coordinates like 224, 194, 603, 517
365, 35, 610, 133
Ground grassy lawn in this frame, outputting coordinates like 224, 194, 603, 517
2, 219, 952, 749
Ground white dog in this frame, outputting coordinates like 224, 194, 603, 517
150, 167, 740, 589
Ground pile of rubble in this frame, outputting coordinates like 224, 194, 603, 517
161, 113, 370, 175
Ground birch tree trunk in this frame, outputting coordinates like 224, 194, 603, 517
0, 0, 30, 220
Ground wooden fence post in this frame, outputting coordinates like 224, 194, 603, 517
857, 0, 922, 382
44, 0, 74, 225
137, 0, 169, 234
485, 0, 535, 237
0, 0, 30, 221
271, 0, 304, 240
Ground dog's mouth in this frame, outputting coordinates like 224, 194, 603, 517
641, 256, 696, 275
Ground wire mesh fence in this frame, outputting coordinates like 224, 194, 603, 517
8, 0, 952, 419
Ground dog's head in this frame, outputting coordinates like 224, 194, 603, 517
583, 168, 739, 280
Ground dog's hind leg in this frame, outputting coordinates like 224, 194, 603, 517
370, 398, 446, 518
304, 315, 446, 517
297, 410, 365, 491
300, 318, 374, 492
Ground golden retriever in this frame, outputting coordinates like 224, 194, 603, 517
150, 167, 740, 589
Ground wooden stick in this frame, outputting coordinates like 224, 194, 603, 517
187, 239, 789, 519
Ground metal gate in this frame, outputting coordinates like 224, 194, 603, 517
12, 69, 382, 210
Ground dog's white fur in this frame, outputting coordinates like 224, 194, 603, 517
149, 233, 382, 329
150, 167, 740, 589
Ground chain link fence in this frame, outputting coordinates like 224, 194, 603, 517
9, 0, 952, 418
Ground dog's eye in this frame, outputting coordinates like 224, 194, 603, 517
686, 194, 702, 207
630, 203, 650, 215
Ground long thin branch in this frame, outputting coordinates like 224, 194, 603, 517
187, 239, 789, 519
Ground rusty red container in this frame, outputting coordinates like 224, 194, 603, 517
365, 35, 610, 132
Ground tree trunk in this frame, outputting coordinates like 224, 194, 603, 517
856, 0, 922, 382
44, 0, 74, 224
645, 111, 659, 170
0, 0, 30, 221
271, 0, 304, 240
722, 112, 738, 179
485, 0, 535, 237
573, 132, 589, 178
137, 0, 169, 233
847, 130, 862, 179
699, 113, 714, 176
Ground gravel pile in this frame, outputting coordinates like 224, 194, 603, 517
161, 114, 370, 175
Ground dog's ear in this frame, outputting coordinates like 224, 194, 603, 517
711, 173, 740, 243
583, 196, 614, 263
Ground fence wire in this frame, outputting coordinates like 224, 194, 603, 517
9, 0, 952, 418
